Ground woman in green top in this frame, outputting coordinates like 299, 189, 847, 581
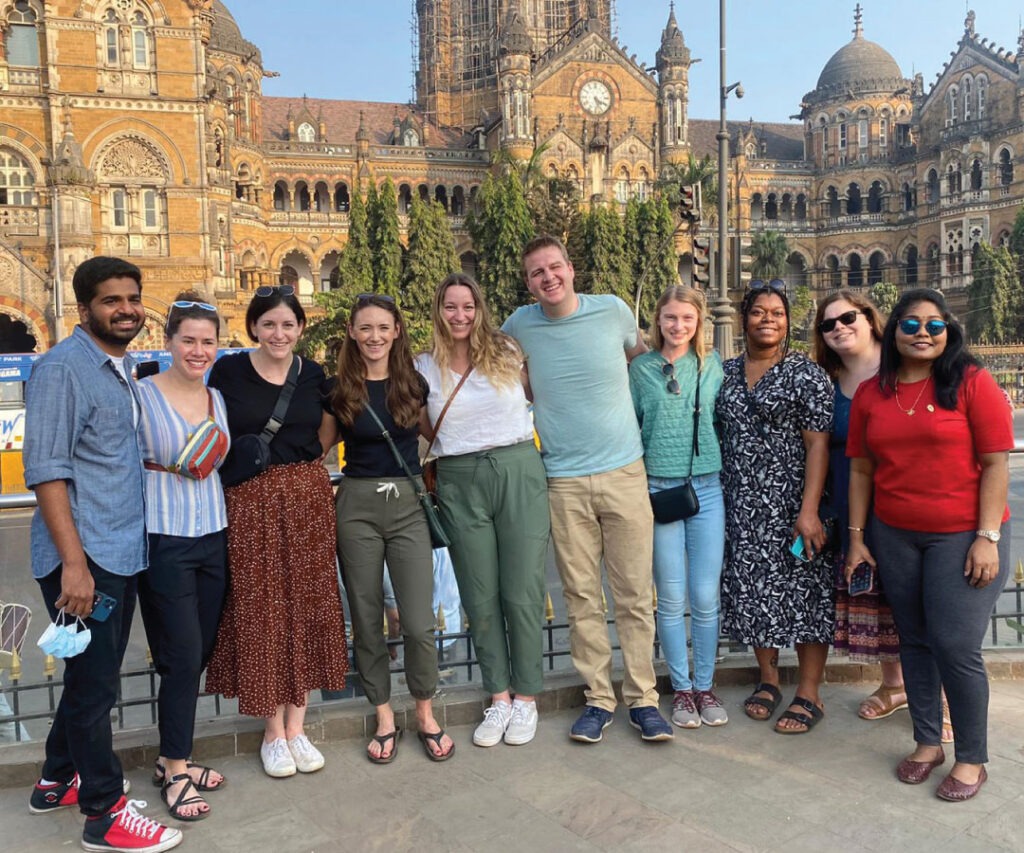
629, 286, 726, 730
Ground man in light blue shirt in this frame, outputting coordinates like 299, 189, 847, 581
24, 257, 181, 851
502, 235, 672, 744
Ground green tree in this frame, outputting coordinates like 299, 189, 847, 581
869, 281, 900, 316
530, 176, 583, 253
297, 288, 351, 365
467, 168, 535, 319
400, 197, 460, 349
968, 243, 1019, 344
632, 196, 679, 324
369, 178, 403, 297
748, 230, 789, 280
576, 203, 631, 303
1009, 205, 1024, 262
336, 188, 373, 295
657, 153, 719, 226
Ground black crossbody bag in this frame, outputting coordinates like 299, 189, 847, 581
649, 359, 702, 524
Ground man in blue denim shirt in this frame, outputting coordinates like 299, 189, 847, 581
24, 257, 182, 853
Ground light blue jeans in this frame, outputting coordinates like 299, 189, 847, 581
649, 473, 725, 692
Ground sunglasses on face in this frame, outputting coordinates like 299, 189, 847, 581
356, 293, 396, 304
818, 310, 861, 334
255, 285, 295, 297
171, 300, 217, 312
661, 361, 681, 395
898, 318, 947, 336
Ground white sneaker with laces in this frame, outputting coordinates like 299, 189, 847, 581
472, 700, 512, 747
287, 734, 325, 773
504, 698, 538, 746
260, 737, 297, 778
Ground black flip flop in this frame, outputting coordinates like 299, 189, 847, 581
417, 729, 455, 762
367, 728, 402, 764
743, 683, 783, 721
775, 696, 825, 734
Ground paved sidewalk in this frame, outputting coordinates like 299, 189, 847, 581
3, 680, 1024, 853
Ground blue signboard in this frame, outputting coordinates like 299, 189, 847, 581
0, 348, 252, 383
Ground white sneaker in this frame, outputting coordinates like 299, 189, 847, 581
260, 737, 297, 778
287, 734, 325, 773
472, 700, 512, 747
504, 698, 538, 746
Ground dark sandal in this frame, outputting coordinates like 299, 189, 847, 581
774, 696, 824, 734
152, 759, 226, 791
367, 728, 402, 765
161, 773, 209, 822
417, 729, 455, 762
743, 683, 783, 720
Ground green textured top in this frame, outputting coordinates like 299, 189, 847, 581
629, 348, 724, 478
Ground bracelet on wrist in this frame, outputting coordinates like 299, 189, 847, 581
848, 526, 864, 533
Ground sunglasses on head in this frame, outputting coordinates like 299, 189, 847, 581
898, 318, 947, 336
255, 284, 295, 297
172, 300, 217, 312
356, 293, 396, 304
818, 309, 861, 334
661, 361, 681, 396
748, 279, 786, 294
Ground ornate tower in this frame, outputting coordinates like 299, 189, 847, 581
498, 7, 534, 159
656, 3, 692, 166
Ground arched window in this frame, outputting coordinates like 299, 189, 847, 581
435, 185, 449, 211
0, 148, 36, 205
962, 77, 972, 122
857, 111, 868, 149
826, 186, 840, 218
103, 9, 118, 64
970, 158, 983, 191
847, 253, 863, 288
452, 186, 466, 215
396, 183, 411, 214
636, 167, 650, 201
926, 168, 940, 203
314, 182, 330, 213
904, 245, 918, 285
334, 182, 350, 212
795, 194, 807, 220
977, 76, 987, 119
273, 181, 288, 211
902, 182, 914, 211
867, 181, 883, 214
403, 128, 420, 147
947, 163, 962, 196
764, 193, 778, 220
867, 251, 885, 285
417, 183, 429, 203
750, 192, 763, 221
5, 1, 40, 66
131, 11, 150, 68
846, 183, 862, 215
297, 122, 316, 143
780, 193, 792, 221
295, 182, 310, 212
947, 86, 958, 124
879, 115, 888, 151
998, 149, 1013, 186
615, 168, 630, 204
825, 255, 841, 289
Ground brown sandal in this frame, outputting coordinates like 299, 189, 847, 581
941, 696, 954, 744
858, 684, 908, 720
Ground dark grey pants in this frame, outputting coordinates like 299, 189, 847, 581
872, 517, 1008, 764
336, 476, 437, 706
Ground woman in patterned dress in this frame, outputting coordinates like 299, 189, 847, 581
716, 281, 834, 734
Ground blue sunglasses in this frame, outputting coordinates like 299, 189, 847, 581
898, 318, 947, 336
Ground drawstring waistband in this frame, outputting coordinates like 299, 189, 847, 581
376, 481, 400, 501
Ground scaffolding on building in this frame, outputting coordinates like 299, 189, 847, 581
411, 1, 617, 133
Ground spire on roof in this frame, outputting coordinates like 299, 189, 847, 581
853, 3, 863, 39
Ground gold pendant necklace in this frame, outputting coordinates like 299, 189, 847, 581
894, 376, 931, 416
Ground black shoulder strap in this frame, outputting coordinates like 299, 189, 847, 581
364, 402, 426, 497
259, 356, 301, 443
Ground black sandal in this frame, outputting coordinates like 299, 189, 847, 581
367, 728, 402, 765
774, 696, 825, 734
743, 683, 783, 721
417, 729, 455, 762
152, 759, 226, 791
161, 773, 209, 822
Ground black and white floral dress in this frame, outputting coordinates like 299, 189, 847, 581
716, 352, 835, 647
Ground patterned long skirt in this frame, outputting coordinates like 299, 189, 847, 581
832, 551, 901, 664
205, 461, 348, 717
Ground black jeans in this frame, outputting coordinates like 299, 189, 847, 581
872, 517, 1008, 764
138, 531, 227, 760
37, 560, 137, 816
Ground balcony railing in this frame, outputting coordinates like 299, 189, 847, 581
0, 206, 39, 236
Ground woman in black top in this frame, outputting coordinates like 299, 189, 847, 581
323, 294, 454, 764
206, 286, 348, 779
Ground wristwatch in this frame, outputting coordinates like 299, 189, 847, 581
976, 529, 1001, 543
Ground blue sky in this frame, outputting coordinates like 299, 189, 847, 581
231, 1, 1023, 124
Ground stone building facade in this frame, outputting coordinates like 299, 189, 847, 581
0, 1, 1021, 350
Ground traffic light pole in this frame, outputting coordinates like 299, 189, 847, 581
712, 0, 738, 359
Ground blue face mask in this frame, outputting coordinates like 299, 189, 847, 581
37, 611, 91, 658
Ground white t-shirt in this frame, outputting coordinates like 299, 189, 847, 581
415, 353, 534, 457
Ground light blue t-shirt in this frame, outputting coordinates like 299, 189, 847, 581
502, 294, 644, 477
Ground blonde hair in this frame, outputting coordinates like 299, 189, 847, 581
650, 286, 707, 364
430, 273, 522, 392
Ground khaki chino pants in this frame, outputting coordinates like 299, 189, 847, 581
547, 458, 658, 711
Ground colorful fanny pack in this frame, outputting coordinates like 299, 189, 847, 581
145, 391, 229, 481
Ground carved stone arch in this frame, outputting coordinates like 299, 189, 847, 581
0, 294, 48, 350
93, 133, 170, 184
84, 117, 186, 181
269, 241, 314, 270
0, 0, 44, 21
79, 0, 170, 25
993, 141, 1015, 160
818, 247, 845, 268
0, 124, 47, 170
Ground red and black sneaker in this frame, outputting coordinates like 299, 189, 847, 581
29, 773, 80, 814
81, 797, 182, 853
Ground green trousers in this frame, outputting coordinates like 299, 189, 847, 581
436, 440, 550, 696
336, 476, 437, 706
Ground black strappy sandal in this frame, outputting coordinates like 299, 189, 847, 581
161, 773, 209, 822
152, 759, 226, 791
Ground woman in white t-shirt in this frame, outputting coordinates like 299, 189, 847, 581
415, 274, 551, 748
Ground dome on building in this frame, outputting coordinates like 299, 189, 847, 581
806, 10, 907, 105
209, 1, 261, 64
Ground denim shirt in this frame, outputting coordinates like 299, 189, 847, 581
24, 326, 147, 579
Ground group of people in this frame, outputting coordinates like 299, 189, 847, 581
21, 235, 1012, 852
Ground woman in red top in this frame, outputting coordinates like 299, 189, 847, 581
846, 288, 1012, 803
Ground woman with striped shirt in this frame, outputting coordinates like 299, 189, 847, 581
137, 294, 230, 821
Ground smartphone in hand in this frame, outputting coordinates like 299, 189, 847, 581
91, 592, 118, 622
849, 563, 875, 597
790, 536, 808, 562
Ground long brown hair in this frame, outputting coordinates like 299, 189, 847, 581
812, 289, 884, 380
332, 295, 422, 428
650, 286, 707, 365
430, 273, 521, 393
